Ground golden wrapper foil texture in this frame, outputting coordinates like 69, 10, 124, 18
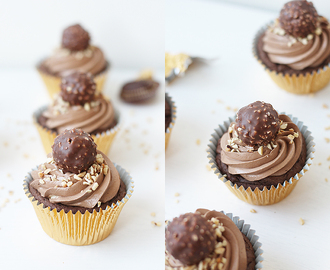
23, 164, 134, 246
207, 114, 315, 205
33, 106, 120, 155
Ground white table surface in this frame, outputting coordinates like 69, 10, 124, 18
166, 1, 330, 269
0, 68, 165, 269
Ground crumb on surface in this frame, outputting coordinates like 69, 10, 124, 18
174, 192, 180, 197
325, 138, 330, 143
250, 209, 257, 213
318, 162, 322, 166
8, 191, 13, 196
299, 218, 305, 225
325, 178, 328, 182
323, 104, 328, 109
151, 212, 156, 217
325, 126, 330, 131
196, 139, 201, 145
151, 221, 162, 227
3, 142, 8, 147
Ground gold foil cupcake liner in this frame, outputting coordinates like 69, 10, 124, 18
33, 105, 120, 154
253, 22, 330, 94
207, 113, 315, 205
165, 92, 177, 150
36, 63, 109, 98
23, 163, 134, 246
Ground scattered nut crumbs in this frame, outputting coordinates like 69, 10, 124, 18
3, 142, 8, 147
196, 139, 201, 145
325, 138, 330, 143
206, 165, 212, 171
250, 209, 257, 213
174, 192, 180, 197
318, 163, 322, 166
323, 104, 328, 109
325, 178, 328, 182
144, 150, 149, 155
299, 218, 305, 225
226, 106, 231, 111
325, 126, 330, 131
8, 191, 13, 196
151, 212, 156, 217
151, 221, 162, 227
327, 156, 330, 161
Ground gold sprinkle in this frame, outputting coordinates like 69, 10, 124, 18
174, 192, 180, 197
151, 212, 156, 217
299, 218, 305, 225
250, 209, 257, 213
196, 139, 201, 145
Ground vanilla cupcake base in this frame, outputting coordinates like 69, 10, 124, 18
24, 163, 134, 246
253, 23, 330, 94
33, 106, 120, 155
165, 93, 176, 150
207, 114, 315, 205
37, 64, 109, 98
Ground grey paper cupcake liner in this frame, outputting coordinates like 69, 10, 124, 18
207, 113, 315, 191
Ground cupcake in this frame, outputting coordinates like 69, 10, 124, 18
165, 209, 263, 269
165, 92, 176, 150
23, 128, 134, 245
37, 24, 109, 97
207, 101, 315, 205
253, 0, 330, 94
34, 71, 119, 154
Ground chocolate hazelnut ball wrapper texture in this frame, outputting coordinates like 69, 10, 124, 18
207, 113, 315, 205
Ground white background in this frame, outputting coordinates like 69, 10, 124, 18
166, 0, 330, 269
0, 0, 164, 269
0, 0, 163, 69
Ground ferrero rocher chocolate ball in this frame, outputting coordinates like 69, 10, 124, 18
165, 213, 216, 266
279, 0, 318, 38
52, 128, 97, 174
235, 101, 280, 146
60, 72, 96, 106
62, 24, 90, 51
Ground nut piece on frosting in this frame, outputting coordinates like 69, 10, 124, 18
235, 101, 280, 146
279, 0, 318, 38
61, 24, 91, 51
52, 128, 97, 174
60, 72, 96, 106
165, 212, 216, 266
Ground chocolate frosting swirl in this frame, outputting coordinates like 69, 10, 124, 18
165, 209, 247, 270
219, 115, 302, 181
262, 18, 330, 70
30, 150, 120, 208
42, 45, 107, 76
42, 95, 116, 134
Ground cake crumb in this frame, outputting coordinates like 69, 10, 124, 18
250, 209, 257, 213
206, 165, 212, 171
323, 104, 328, 109
8, 191, 13, 196
174, 192, 180, 197
325, 138, 330, 143
299, 218, 305, 225
196, 139, 201, 145
325, 126, 330, 131
151, 212, 156, 217
325, 178, 328, 182
318, 162, 322, 166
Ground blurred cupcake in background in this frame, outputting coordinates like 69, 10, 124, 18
34, 71, 119, 154
37, 24, 109, 97
253, 0, 330, 94
165, 92, 176, 150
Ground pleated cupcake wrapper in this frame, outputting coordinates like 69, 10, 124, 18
23, 163, 134, 246
37, 65, 109, 98
33, 105, 120, 155
166, 211, 263, 269
253, 22, 330, 94
207, 113, 315, 205
165, 92, 177, 150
